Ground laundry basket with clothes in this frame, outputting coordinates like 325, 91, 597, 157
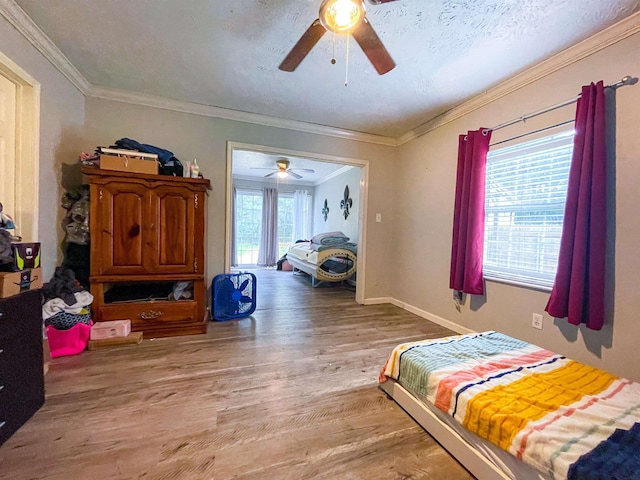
42, 267, 94, 357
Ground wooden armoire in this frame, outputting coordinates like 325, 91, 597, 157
82, 167, 210, 337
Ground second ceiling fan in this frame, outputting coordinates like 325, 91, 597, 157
279, 0, 399, 75
253, 159, 315, 180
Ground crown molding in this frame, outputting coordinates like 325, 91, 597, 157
4, 0, 637, 148
396, 11, 640, 146
87, 85, 398, 147
0, 0, 90, 93
315, 165, 354, 186
1, 1, 395, 146
232, 174, 316, 187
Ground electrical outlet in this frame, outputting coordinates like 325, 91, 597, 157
532, 313, 543, 330
376, 213, 382, 223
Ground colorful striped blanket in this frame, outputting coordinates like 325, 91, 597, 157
379, 331, 640, 480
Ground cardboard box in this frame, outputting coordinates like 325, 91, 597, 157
0, 268, 43, 298
88, 331, 143, 350
100, 154, 158, 175
11, 242, 41, 270
90, 319, 131, 340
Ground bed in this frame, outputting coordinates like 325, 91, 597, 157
286, 240, 356, 287
378, 331, 640, 480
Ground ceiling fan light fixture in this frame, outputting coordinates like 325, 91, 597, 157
277, 171, 289, 178
319, 0, 365, 33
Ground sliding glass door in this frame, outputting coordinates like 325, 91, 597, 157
234, 189, 311, 267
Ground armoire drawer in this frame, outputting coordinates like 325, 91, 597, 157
99, 301, 199, 328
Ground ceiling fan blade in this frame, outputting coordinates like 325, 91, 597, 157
292, 168, 315, 174
288, 171, 303, 179
264, 171, 277, 178
367, 0, 400, 4
351, 18, 396, 75
279, 19, 326, 72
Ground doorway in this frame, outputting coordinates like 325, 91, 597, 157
225, 142, 369, 304
0, 51, 40, 242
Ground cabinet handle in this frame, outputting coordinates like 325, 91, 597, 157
0, 421, 5, 429
99, 188, 103, 201
195, 193, 199, 209
139, 310, 164, 320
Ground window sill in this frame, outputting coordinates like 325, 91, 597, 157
483, 275, 552, 293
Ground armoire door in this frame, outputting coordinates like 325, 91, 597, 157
144, 185, 200, 274
93, 181, 150, 275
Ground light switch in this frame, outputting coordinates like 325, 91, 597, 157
375, 213, 382, 223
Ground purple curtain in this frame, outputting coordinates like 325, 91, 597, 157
450, 128, 492, 295
257, 188, 278, 267
546, 81, 607, 330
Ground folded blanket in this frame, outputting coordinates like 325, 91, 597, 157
310, 242, 357, 255
311, 231, 349, 246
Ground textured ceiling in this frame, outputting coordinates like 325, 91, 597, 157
232, 150, 349, 185
14, 0, 640, 138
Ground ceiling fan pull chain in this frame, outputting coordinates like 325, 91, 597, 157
331, 27, 337, 65
345, 28, 350, 86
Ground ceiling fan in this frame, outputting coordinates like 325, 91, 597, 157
252, 159, 315, 180
279, 0, 399, 75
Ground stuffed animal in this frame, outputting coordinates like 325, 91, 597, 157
0, 202, 16, 230
0, 202, 19, 266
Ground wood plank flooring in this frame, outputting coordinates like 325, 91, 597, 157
0, 269, 474, 480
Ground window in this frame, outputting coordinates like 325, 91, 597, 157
277, 194, 294, 257
234, 189, 310, 266
483, 131, 574, 289
235, 189, 263, 265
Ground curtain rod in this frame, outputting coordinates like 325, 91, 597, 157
489, 119, 575, 147
485, 75, 638, 134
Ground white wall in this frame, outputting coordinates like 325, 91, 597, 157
82, 97, 397, 299
0, 15, 85, 280
392, 31, 640, 381
312, 167, 361, 243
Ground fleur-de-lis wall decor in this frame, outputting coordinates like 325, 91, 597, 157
340, 185, 352, 220
322, 198, 329, 221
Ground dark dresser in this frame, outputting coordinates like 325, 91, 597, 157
0, 289, 45, 447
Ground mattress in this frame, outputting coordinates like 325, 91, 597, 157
286, 241, 319, 265
380, 379, 548, 480
379, 331, 640, 480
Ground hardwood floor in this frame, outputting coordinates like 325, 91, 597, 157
0, 269, 474, 480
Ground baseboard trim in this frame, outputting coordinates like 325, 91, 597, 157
365, 296, 473, 335
363, 297, 393, 305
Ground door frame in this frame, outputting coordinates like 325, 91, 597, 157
0, 50, 40, 242
225, 141, 370, 305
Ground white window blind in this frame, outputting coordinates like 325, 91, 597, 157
483, 131, 574, 289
